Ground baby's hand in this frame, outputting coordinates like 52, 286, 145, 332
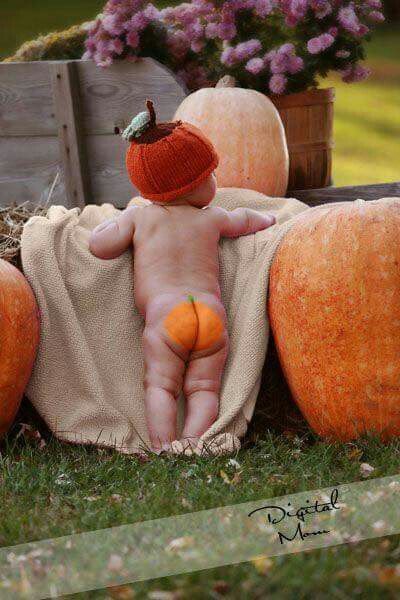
89, 206, 138, 259
216, 207, 276, 239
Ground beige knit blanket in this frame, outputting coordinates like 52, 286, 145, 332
21, 188, 308, 455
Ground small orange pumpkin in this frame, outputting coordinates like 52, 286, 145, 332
0, 260, 40, 437
269, 198, 400, 442
174, 77, 289, 197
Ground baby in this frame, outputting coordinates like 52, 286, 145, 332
89, 101, 276, 453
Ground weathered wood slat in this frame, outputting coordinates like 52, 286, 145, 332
0, 59, 187, 137
0, 59, 187, 207
0, 137, 65, 207
86, 134, 136, 206
291, 181, 400, 206
51, 62, 91, 208
0, 62, 55, 137
77, 58, 187, 135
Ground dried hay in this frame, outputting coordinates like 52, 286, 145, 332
0, 203, 47, 269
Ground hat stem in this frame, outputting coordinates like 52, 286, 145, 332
146, 100, 156, 127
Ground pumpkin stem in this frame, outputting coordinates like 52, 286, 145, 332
146, 99, 156, 127
216, 75, 237, 88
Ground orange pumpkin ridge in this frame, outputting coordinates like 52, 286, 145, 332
163, 296, 223, 352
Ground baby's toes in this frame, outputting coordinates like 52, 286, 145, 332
170, 439, 197, 456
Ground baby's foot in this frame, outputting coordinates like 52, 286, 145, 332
169, 439, 197, 456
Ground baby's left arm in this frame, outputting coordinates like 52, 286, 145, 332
89, 206, 138, 259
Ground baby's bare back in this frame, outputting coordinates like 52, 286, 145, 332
132, 204, 222, 315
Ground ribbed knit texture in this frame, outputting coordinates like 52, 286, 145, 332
126, 122, 219, 202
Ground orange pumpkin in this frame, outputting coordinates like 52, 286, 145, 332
174, 78, 289, 197
0, 260, 40, 437
269, 198, 400, 441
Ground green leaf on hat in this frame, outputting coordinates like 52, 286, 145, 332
122, 111, 151, 142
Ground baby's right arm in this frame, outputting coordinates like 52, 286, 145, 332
89, 205, 138, 259
213, 207, 276, 239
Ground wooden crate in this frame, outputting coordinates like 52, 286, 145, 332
0, 59, 186, 208
1, 58, 399, 210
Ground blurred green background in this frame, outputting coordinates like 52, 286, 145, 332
0, 1, 398, 187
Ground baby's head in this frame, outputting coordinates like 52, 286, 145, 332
121, 100, 219, 208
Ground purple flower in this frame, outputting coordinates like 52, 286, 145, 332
307, 32, 334, 54
368, 10, 385, 22
217, 21, 237, 41
191, 39, 205, 52
336, 49, 350, 58
264, 49, 277, 64
235, 39, 263, 61
338, 6, 362, 35
205, 22, 219, 39
129, 12, 149, 30
357, 24, 370, 36
95, 53, 113, 68
283, 0, 309, 26
271, 52, 289, 73
311, 0, 332, 19
290, 0, 309, 18
126, 30, 139, 49
101, 14, 123, 36
307, 37, 322, 54
287, 54, 304, 73
167, 30, 190, 60
341, 63, 371, 83
279, 42, 295, 55
83, 0, 382, 93
221, 46, 237, 66
109, 38, 124, 55
365, 0, 382, 8
254, 0, 275, 17
269, 73, 287, 94
245, 57, 265, 74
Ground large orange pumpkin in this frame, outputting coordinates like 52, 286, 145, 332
269, 198, 400, 441
174, 78, 289, 197
0, 260, 40, 437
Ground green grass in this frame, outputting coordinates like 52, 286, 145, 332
0, 1, 104, 61
1, 430, 400, 598
327, 26, 400, 186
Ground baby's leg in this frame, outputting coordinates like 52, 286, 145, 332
182, 333, 229, 448
181, 299, 229, 447
142, 324, 187, 452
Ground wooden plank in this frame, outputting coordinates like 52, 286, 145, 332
0, 137, 65, 207
51, 61, 92, 208
0, 58, 187, 138
77, 58, 186, 134
86, 133, 135, 206
0, 59, 187, 208
77, 58, 187, 134
0, 62, 55, 137
291, 181, 400, 206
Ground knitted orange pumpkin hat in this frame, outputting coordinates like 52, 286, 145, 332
121, 100, 219, 203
